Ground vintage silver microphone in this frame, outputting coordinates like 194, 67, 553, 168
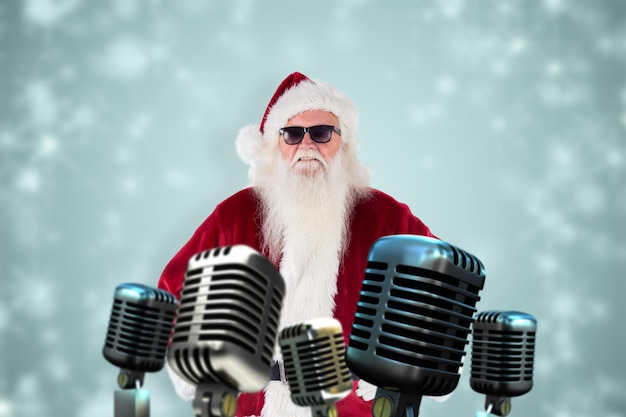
278, 318, 353, 417
103, 282, 178, 417
167, 245, 285, 417
346, 234, 486, 417
470, 310, 537, 417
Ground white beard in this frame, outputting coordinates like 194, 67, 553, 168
251, 148, 366, 417
256, 148, 355, 329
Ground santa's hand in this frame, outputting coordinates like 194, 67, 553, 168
355, 378, 455, 403
355, 379, 377, 401
424, 392, 452, 403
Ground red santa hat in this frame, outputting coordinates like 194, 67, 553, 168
236, 72, 359, 165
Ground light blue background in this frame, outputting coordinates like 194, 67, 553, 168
1, 1, 624, 416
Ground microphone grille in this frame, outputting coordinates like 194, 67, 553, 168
279, 318, 352, 407
168, 245, 285, 392
470, 310, 537, 397
103, 283, 178, 372
347, 235, 486, 395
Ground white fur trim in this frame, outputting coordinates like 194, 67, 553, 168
236, 124, 264, 165
261, 210, 343, 415
276, 258, 339, 332
263, 79, 359, 151
235, 78, 360, 166
261, 382, 310, 417
165, 362, 196, 401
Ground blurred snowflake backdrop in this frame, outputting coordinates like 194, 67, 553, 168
0, 0, 625, 416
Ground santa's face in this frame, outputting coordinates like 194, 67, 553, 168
278, 110, 342, 176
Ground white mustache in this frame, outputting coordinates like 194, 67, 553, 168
291, 149, 327, 167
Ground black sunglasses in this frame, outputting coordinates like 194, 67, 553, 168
279, 125, 341, 145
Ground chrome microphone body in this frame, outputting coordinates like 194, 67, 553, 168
278, 318, 353, 417
167, 245, 285, 417
470, 310, 537, 416
103, 282, 178, 385
102, 283, 178, 417
346, 235, 486, 417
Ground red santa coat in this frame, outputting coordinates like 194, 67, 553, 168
158, 187, 435, 416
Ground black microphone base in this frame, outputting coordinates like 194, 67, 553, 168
114, 389, 150, 417
372, 388, 422, 417
310, 403, 339, 417
193, 383, 239, 417
483, 395, 512, 417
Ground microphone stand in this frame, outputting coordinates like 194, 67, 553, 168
192, 383, 239, 417
372, 388, 423, 417
475, 395, 512, 417
310, 404, 340, 417
114, 369, 150, 417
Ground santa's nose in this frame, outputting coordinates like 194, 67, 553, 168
299, 132, 317, 148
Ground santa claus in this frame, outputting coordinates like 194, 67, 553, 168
157, 72, 439, 416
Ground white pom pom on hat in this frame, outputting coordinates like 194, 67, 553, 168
235, 71, 359, 165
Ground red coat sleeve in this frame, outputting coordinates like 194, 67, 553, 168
157, 188, 261, 300
157, 211, 223, 299
399, 200, 437, 239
